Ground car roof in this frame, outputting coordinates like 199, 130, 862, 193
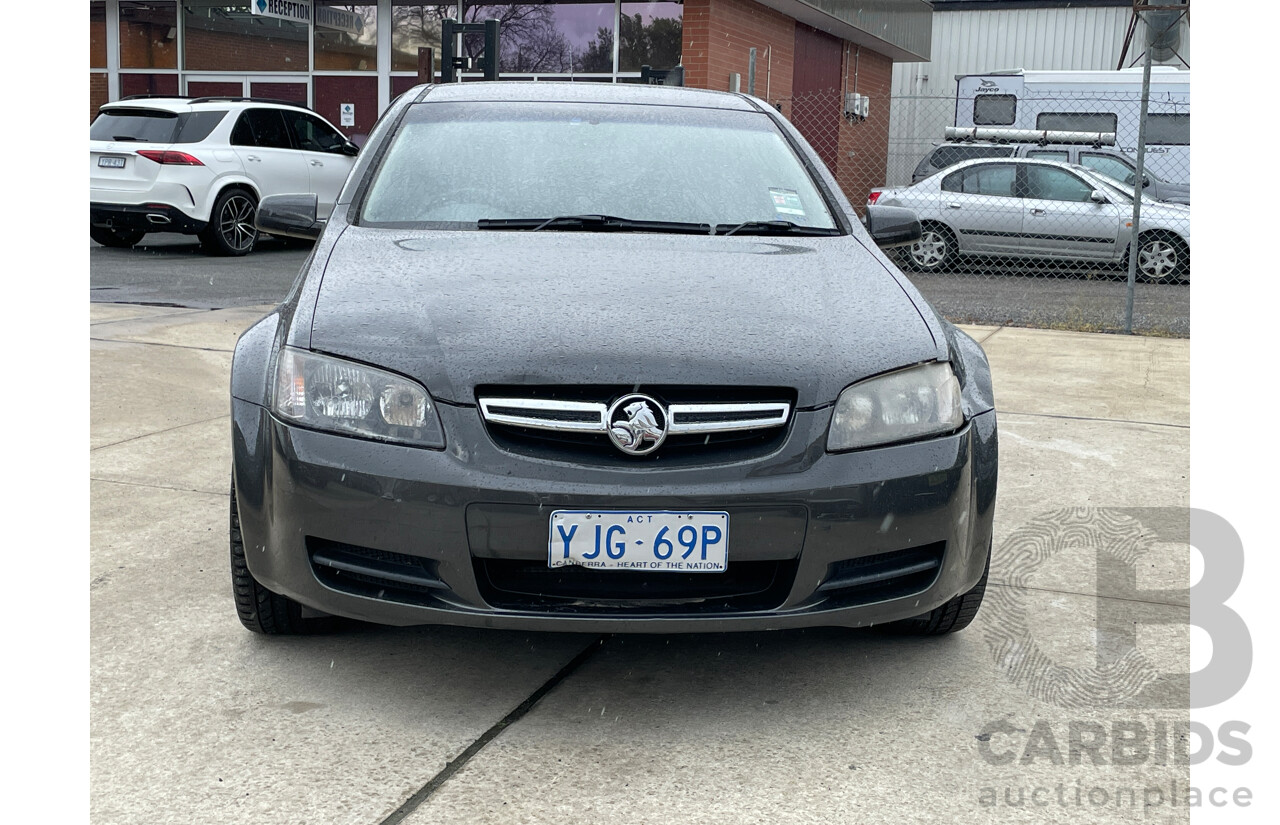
99, 97, 315, 115
410, 81, 761, 112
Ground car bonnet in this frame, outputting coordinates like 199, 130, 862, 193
306, 228, 940, 408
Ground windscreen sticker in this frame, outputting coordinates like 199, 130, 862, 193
769, 188, 806, 218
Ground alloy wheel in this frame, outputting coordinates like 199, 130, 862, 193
219, 194, 258, 253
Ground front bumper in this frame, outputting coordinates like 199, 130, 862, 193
232, 399, 997, 632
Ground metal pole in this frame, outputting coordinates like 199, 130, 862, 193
1124, 41, 1153, 334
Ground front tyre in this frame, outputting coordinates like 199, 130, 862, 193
891, 547, 989, 635
200, 189, 259, 257
91, 226, 145, 248
230, 480, 333, 634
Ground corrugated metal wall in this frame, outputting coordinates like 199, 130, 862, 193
884, 5, 1191, 184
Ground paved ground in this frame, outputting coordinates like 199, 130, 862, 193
90, 235, 309, 309
91, 303, 1191, 824
90, 236, 1189, 336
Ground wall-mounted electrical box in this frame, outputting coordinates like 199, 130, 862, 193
844, 93, 870, 121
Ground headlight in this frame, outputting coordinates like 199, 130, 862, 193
272, 347, 445, 448
826, 362, 963, 452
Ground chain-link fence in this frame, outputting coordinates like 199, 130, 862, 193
783, 90, 1190, 337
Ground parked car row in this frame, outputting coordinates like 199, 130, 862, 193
873, 157, 1191, 282
911, 140, 1190, 205
89, 96, 357, 256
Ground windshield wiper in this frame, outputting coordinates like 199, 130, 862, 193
714, 220, 840, 237
111, 135, 142, 142
476, 215, 711, 234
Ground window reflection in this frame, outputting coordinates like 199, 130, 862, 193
618, 3, 682, 72
391, 3, 455, 73
461, 2, 616, 74
120, 2, 178, 69
91, 2, 107, 68
182, 1, 309, 72
315, 2, 378, 70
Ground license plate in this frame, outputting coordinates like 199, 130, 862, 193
98, 156, 126, 168
549, 510, 729, 572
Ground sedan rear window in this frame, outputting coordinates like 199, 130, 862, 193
91, 108, 227, 144
359, 102, 837, 230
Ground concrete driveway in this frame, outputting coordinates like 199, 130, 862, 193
90, 304, 1190, 824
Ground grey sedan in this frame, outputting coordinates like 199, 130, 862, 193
229, 82, 997, 637
873, 158, 1191, 282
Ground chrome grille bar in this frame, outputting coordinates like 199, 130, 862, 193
668, 402, 792, 434
478, 397, 792, 435
478, 398, 607, 432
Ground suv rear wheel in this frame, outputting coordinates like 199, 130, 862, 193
91, 226, 146, 248
200, 188, 259, 257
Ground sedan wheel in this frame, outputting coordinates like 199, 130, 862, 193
907, 227, 954, 272
200, 190, 259, 256
1137, 236, 1185, 283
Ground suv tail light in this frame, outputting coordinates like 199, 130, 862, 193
867, 190, 883, 205
137, 150, 204, 166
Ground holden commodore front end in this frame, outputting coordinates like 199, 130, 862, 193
229, 82, 997, 636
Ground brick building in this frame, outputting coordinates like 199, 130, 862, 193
90, 1, 931, 201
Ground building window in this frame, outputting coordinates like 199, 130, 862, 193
1036, 112, 1119, 134
461, 2, 616, 74
391, 3, 455, 74
972, 94, 1016, 126
182, 1, 310, 72
91, 2, 108, 68
618, 2, 683, 72
120, 2, 178, 69
315, 2, 378, 70
1146, 113, 1189, 145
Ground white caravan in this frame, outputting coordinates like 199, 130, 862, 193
953, 67, 1190, 184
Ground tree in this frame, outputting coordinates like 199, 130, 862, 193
577, 13, 683, 74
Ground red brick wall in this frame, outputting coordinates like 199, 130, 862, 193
90, 72, 108, 122
836, 45, 894, 207
682, 0, 794, 111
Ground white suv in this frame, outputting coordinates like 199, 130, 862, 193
90, 97, 357, 256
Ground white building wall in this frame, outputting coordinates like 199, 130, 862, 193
884, 5, 1191, 184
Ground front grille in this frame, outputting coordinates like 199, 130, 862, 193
476, 384, 797, 464
308, 538, 446, 606
817, 542, 946, 606
475, 558, 797, 614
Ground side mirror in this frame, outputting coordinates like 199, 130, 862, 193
863, 205, 922, 249
340, 140, 359, 156
256, 193, 324, 240
1142, 176, 1151, 188
1090, 189, 1109, 204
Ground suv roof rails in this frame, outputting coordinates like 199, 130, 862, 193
117, 94, 192, 101
186, 96, 314, 110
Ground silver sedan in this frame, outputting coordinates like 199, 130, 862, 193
871, 158, 1191, 282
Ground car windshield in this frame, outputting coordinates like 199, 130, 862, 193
359, 101, 839, 231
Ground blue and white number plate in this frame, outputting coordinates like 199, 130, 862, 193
98, 156, 126, 168
549, 510, 729, 572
